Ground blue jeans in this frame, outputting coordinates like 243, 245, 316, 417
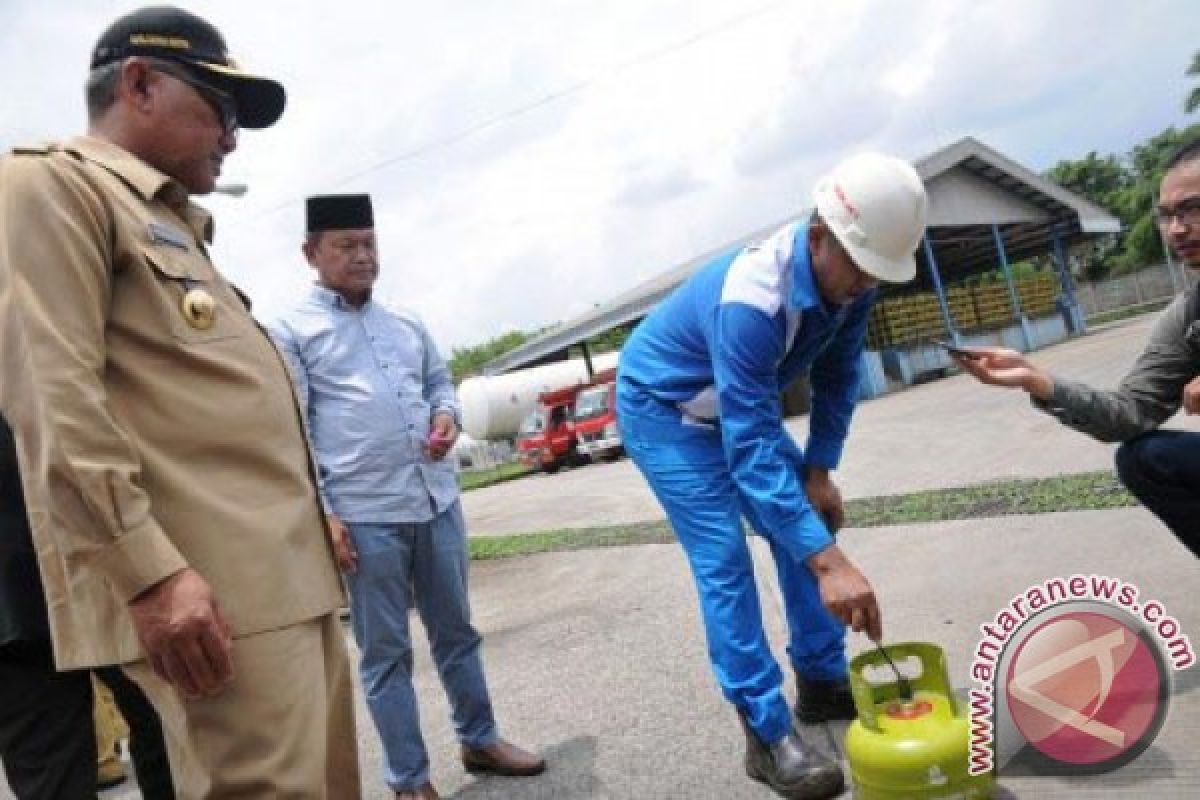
1116, 430, 1200, 557
619, 408, 846, 746
345, 501, 497, 791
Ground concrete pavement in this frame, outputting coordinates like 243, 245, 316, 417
390, 507, 1199, 799
39, 506, 1197, 799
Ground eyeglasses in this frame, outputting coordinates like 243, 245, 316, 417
1155, 198, 1200, 229
149, 63, 238, 135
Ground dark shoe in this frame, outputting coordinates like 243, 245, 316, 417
97, 758, 127, 790
739, 711, 844, 800
794, 675, 857, 724
395, 782, 439, 800
462, 738, 546, 777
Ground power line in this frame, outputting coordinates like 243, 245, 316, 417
227, 0, 789, 229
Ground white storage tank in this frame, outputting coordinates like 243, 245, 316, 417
459, 351, 619, 440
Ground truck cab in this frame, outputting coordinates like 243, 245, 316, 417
515, 385, 585, 473
573, 377, 622, 462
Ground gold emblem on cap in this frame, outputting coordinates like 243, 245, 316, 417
181, 288, 216, 330
129, 33, 191, 50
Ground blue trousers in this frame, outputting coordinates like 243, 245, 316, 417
621, 412, 846, 745
1115, 430, 1200, 558
346, 501, 497, 792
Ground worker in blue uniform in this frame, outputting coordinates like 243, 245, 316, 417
617, 152, 929, 800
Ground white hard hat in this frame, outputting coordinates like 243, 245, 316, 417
812, 152, 928, 283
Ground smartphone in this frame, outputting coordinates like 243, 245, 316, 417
935, 339, 982, 360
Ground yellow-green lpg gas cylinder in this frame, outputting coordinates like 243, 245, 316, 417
844, 642, 996, 799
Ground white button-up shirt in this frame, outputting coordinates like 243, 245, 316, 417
269, 286, 460, 523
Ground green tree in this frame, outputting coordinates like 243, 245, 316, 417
584, 324, 633, 355
1116, 124, 1200, 270
1187, 51, 1200, 113
1044, 122, 1200, 276
1111, 214, 1164, 273
1045, 152, 1131, 205
1127, 125, 1200, 185
450, 329, 532, 383
1045, 152, 1134, 277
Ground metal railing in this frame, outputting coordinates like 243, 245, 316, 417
1073, 263, 1192, 319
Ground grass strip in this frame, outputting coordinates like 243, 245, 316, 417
460, 461, 534, 492
467, 470, 1135, 561
470, 522, 675, 560
844, 470, 1134, 527
1085, 299, 1171, 328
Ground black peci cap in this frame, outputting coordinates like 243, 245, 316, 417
91, 5, 286, 129
307, 195, 375, 233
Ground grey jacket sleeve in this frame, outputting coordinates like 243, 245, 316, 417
1033, 289, 1200, 442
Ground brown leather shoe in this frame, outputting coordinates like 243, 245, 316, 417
395, 782, 439, 800
461, 738, 546, 777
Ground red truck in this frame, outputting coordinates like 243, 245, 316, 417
572, 368, 623, 462
515, 383, 587, 473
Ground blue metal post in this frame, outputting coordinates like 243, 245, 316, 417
992, 224, 1034, 351
1051, 228, 1086, 335
1050, 230, 1076, 303
922, 234, 958, 343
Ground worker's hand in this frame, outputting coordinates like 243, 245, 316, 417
427, 412, 459, 461
808, 545, 882, 641
805, 468, 845, 533
128, 568, 234, 700
953, 346, 1055, 401
1183, 376, 1200, 415
327, 514, 358, 574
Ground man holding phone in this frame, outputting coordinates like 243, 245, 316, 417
952, 138, 1200, 556
270, 195, 544, 800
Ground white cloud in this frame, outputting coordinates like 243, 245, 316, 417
2, 0, 1197, 352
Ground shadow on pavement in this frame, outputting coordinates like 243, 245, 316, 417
446, 736, 604, 800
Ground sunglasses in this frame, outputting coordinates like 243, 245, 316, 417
150, 63, 239, 135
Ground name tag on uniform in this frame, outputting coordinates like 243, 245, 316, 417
148, 222, 192, 251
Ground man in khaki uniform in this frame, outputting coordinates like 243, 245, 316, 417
0, 7, 359, 798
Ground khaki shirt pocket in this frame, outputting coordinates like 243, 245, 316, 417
140, 247, 244, 345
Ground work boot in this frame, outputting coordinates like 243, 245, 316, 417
738, 711, 844, 799
794, 674, 857, 724
461, 738, 546, 776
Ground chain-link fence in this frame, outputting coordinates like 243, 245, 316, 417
1074, 263, 1194, 319
864, 263, 1196, 350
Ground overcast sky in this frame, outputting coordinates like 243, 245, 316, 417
2, 0, 1196, 352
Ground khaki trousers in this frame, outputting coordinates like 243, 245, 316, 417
126, 613, 360, 799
